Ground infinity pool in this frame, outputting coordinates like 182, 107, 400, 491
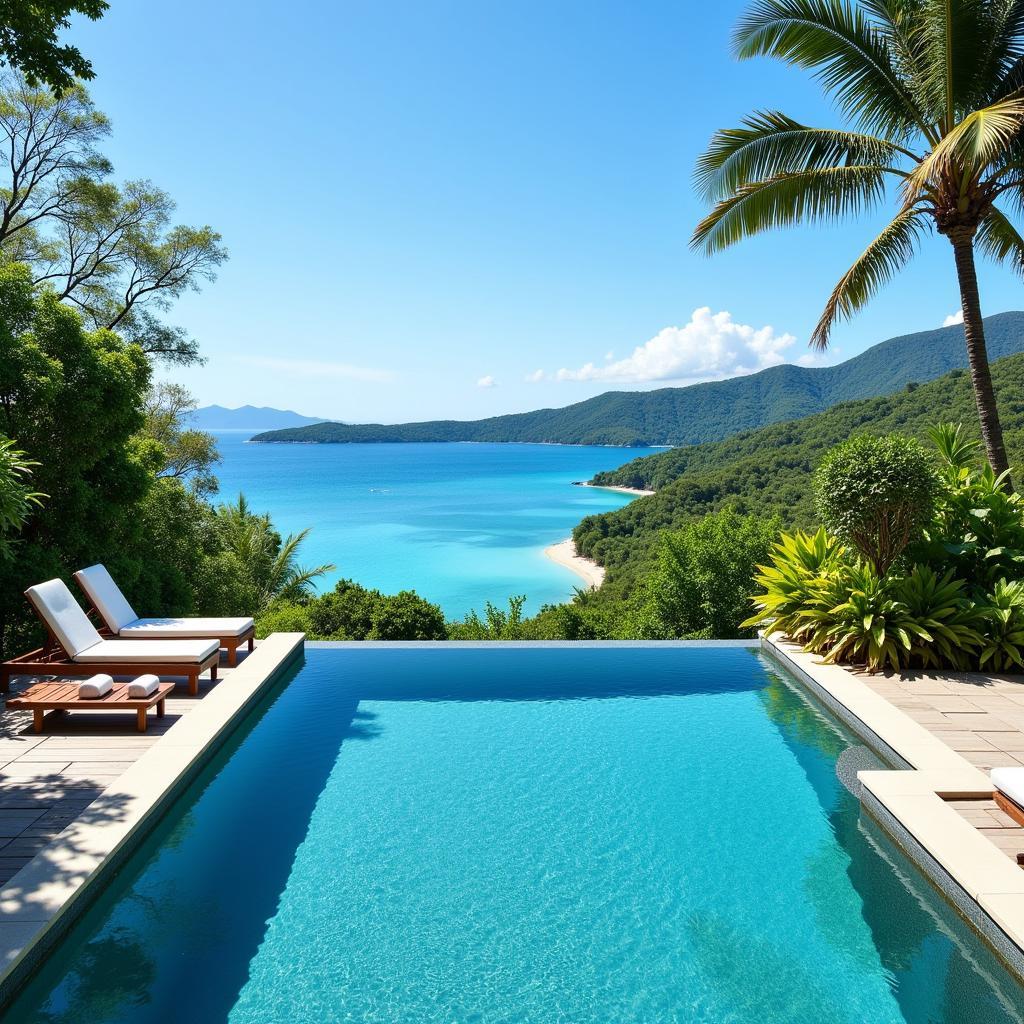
6, 646, 1024, 1023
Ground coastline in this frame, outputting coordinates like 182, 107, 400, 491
544, 538, 605, 589
574, 480, 655, 497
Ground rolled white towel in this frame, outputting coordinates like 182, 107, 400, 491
128, 673, 160, 699
79, 674, 113, 699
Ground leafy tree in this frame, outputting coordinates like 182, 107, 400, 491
0, 261, 152, 655
630, 508, 780, 638
139, 383, 219, 496
0, 74, 227, 365
369, 591, 447, 641
0, 1, 107, 92
448, 596, 528, 640
0, 436, 44, 558
814, 434, 939, 574
213, 496, 334, 613
308, 579, 382, 639
693, 0, 1024, 479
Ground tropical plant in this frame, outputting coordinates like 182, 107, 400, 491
693, 0, 1024, 480
0, 436, 44, 558
921, 423, 1024, 585
743, 527, 848, 640
893, 565, 984, 668
978, 578, 1024, 670
368, 592, 447, 641
214, 496, 335, 612
814, 433, 939, 574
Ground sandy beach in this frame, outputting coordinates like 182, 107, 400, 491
544, 538, 606, 589
574, 480, 655, 497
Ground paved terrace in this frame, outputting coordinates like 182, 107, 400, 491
862, 672, 1024, 864
0, 653, 255, 888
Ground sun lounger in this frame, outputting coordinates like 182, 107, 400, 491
0, 579, 220, 696
75, 564, 255, 666
7, 678, 174, 732
992, 768, 1024, 827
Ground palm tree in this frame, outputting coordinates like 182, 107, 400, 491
215, 495, 335, 610
693, 0, 1024, 481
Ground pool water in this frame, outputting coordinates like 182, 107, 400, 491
7, 646, 1024, 1023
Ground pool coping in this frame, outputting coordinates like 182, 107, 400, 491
0, 631, 305, 1007
761, 633, 1024, 979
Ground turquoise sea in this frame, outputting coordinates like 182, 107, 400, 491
211, 433, 659, 616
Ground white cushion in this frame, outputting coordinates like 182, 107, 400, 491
73, 638, 218, 664
128, 673, 161, 698
74, 564, 138, 633
992, 768, 1024, 807
79, 674, 113, 699
26, 579, 102, 658
118, 616, 253, 640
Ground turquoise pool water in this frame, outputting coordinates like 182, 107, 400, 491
7, 646, 1024, 1023
209, 435, 658, 616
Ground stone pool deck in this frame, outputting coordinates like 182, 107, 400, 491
0, 632, 304, 1003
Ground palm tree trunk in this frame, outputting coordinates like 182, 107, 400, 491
948, 228, 1012, 485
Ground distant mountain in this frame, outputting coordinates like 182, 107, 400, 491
250, 312, 1024, 447
189, 405, 332, 430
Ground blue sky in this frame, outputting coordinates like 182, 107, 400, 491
69, 0, 1023, 422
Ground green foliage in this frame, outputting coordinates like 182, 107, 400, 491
978, 579, 1024, 671
251, 313, 1024, 449
261, 579, 447, 642
369, 592, 447, 641
449, 596, 529, 640
213, 496, 334, 613
0, 1, 107, 91
916, 423, 1024, 586
139, 383, 220, 496
630, 509, 780, 639
0, 437, 44, 558
0, 262, 152, 656
813, 434, 939, 574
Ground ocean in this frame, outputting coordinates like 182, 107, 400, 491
211, 433, 659, 618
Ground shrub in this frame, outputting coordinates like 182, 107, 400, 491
631, 509, 780, 639
743, 527, 847, 641
814, 434, 939, 575
308, 579, 381, 639
369, 591, 447, 640
893, 566, 984, 669
255, 601, 312, 638
449, 596, 528, 640
978, 579, 1024, 671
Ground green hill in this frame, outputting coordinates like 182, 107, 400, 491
573, 353, 1024, 604
253, 312, 1024, 447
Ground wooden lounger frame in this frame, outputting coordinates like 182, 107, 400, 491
0, 590, 220, 696
7, 681, 175, 733
995, 790, 1024, 830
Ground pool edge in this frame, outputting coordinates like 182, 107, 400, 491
761, 633, 1024, 982
0, 632, 305, 1008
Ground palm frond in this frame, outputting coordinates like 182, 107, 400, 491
733, 0, 933, 138
976, 202, 1024, 273
691, 165, 888, 254
696, 110, 908, 201
904, 93, 1024, 202
811, 206, 927, 348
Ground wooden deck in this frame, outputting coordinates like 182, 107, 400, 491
0, 654, 251, 887
862, 671, 1024, 863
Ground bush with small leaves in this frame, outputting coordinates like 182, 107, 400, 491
814, 434, 939, 575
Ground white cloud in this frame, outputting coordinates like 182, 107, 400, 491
943, 309, 964, 327
477, 375, 496, 388
525, 369, 545, 383
233, 354, 393, 383
604, 351, 615, 361
554, 308, 798, 384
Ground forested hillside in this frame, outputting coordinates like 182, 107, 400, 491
573, 354, 1024, 606
253, 313, 1024, 447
